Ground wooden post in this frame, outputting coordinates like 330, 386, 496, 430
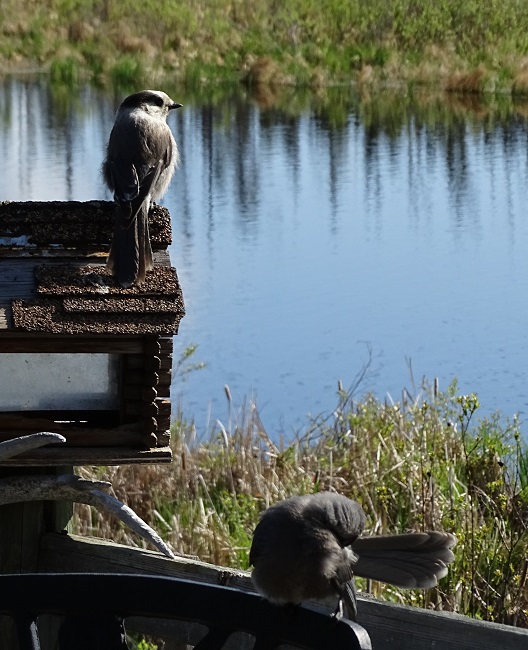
0, 466, 73, 649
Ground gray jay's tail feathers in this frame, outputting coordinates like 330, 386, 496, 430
351, 531, 457, 588
106, 159, 163, 288
107, 202, 153, 288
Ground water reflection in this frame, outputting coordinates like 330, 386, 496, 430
1, 76, 528, 436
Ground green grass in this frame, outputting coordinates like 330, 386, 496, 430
5, 0, 528, 92
75, 377, 528, 627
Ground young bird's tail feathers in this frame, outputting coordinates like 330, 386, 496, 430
351, 531, 456, 589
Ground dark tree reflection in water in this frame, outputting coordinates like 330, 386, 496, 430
1, 77, 528, 437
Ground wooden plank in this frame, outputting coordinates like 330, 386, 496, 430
156, 415, 171, 433
123, 400, 163, 418
156, 430, 171, 446
157, 399, 171, 416
142, 402, 159, 417
123, 385, 158, 401
38, 534, 528, 650
0, 445, 172, 466
157, 368, 172, 387
0, 259, 36, 302
146, 355, 162, 372
0, 498, 44, 572
126, 354, 148, 370
123, 400, 142, 417
0, 426, 146, 447
0, 415, 65, 433
160, 336, 174, 354
156, 385, 171, 398
160, 355, 172, 371
0, 497, 44, 650
0, 335, 144, 354
0, 306, 8, 329
143, 416, 158, 435
0, 249, 108, 259
145, 337, 161, 355
0, 411, 120, 431
124, 370, 159, 386
358, 597, 528, 650
39, 533, 250, 586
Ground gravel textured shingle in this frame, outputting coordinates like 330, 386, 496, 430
2, 201, 184, 335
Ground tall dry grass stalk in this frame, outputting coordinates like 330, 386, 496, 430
75, 380, 528, 627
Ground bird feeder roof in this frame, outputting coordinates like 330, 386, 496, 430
0, 201, 185, 335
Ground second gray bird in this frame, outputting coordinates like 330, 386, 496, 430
102, 89, 181, 288
249, 492, 456, 620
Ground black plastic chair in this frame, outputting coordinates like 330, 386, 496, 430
0, 573, 372, 649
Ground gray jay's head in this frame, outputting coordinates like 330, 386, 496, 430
118, 89, 183, 119
250, 491, 456, 621
102, 89, 182, 288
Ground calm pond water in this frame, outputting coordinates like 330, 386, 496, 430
1, 77, 528, 437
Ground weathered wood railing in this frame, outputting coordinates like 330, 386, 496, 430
33, 532, 528, 650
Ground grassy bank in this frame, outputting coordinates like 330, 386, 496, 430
75, 379, 528, 627
4, 0, 528, 92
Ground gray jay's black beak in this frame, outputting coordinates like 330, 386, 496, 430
170, 103, 183, 110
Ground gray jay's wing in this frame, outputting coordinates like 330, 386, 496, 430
104, 106, 176, 226
351, 531, 457, 588
105, 158, 162, 287
108, 159, 164, 227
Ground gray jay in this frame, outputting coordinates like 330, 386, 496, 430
102, 89, 182, 288
249, 492, 456, 620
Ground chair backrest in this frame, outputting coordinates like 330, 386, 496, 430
0, 573, 372, 650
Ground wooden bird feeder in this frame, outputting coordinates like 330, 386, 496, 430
0, 200, 185, 466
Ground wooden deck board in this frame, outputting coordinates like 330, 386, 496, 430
0, 446, 172, 466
